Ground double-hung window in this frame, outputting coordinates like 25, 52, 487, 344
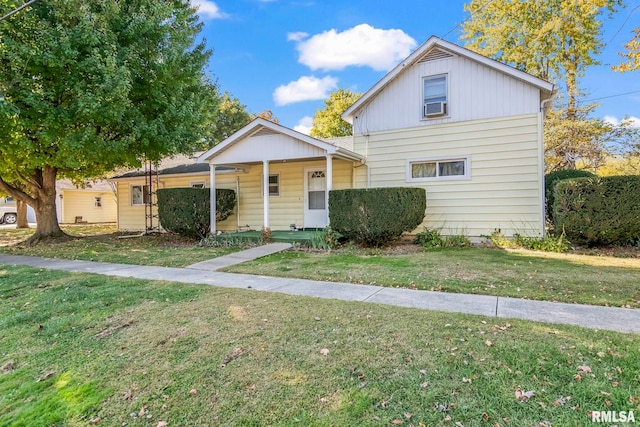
268, 174, 279, 196
131, 185, 150, 205
423, 74, 447, 118
407, 156, 469, 182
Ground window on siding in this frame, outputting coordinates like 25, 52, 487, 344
407, 157, 469, 181
94, 196, 102, 208
423, 75, 447, 118
190, 181, 206, 188
131, 185, 150, 205
268, 174, 279, 196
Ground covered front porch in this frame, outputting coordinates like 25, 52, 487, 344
198, 118, 365, 233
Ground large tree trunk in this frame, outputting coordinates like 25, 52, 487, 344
25, 166, 67, 245
16, 199, 29, 229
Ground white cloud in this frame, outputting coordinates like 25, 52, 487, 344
273, 75, 338, 106
294, 116, 314, 135
190, 0, 229, 20
287, 32, 309, 42
291, 24, 417, 71
604, 115, 640, 128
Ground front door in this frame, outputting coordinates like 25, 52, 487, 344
304, 167, 327, 228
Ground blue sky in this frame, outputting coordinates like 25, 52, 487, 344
190, 0, 640, 134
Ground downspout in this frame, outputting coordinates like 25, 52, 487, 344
236, 176, 240, 230
539, 90, 555, 238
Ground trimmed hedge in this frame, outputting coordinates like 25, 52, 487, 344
157, 188, 236, 239
329, 187, 426, 247
545, 169, 597, 221
553, 175, 640, 246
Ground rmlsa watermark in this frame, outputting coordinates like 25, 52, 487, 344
590, 410, 636, 423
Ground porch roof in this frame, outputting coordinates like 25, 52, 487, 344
197, 118, 364, 165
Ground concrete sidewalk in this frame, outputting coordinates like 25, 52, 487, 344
1, 252, 638, 334
186, 243, 292, 271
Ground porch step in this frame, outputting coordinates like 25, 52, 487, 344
186, 242, 292, 271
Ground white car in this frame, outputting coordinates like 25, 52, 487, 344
0, 199, 18, 224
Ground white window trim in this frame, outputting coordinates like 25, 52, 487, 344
130, 184, 146, 206
94, 196, 103, 208
190, 180, 206, 188
421, 73, 450, 120
406, 155, 470, 182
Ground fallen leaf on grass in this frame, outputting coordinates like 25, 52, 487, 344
577, 365, 592, 373
139, 405, 148, 417
123, 391, 133, 400
157, 422, 167, 427
485, 340, 493, 347
37, 371, 55, 382
515, 387, 535, 402
320, 348, 330, 356
0, 361, 14, 373
220, 347, 245, 367
189, 389, 197, 395
630, 396, 640, 404
89, 417, 101, 423
391, 419, 403, 425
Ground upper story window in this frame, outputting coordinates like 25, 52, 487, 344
423, 74, 448, 118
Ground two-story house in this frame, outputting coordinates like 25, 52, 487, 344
114, 36, 554, 238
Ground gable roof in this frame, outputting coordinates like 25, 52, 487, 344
342, 36, 556, 123
197, 118, 364, 164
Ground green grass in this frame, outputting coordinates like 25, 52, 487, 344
223, 247, 640, 308
2, 225, 639, 307
1, 266, 639, 426
0, 225, 237, 267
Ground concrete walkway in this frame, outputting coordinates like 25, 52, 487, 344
1, 251, 639, 334
186, 243, 292, 271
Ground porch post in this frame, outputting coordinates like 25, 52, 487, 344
326, 154, 333, 226
263, 160, 270, 229
209, 164, 216, 234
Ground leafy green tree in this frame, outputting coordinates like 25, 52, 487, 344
204, 92, 251, 146
462, 0, 620, 116
544, 101, 638, 171
310, 89, 361, 138
614, 27, 640, 72
461, 0, 639, 171
0, 0, 216, 243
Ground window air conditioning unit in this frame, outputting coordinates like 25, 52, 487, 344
424, 101, 446, 117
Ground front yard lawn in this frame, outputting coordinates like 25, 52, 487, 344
0, 225, 237, 267
1, 266, 638, 426
2, 225, 639, 307
223, 246, 640, 308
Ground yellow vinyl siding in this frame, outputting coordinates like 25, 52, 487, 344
227, 159, 353, 231
61, 190, 117, 224
114, 158, 354, 232
355, 114, 543, 237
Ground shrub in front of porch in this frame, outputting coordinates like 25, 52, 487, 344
157, 188, 236, 239
329, 187, 426, 247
